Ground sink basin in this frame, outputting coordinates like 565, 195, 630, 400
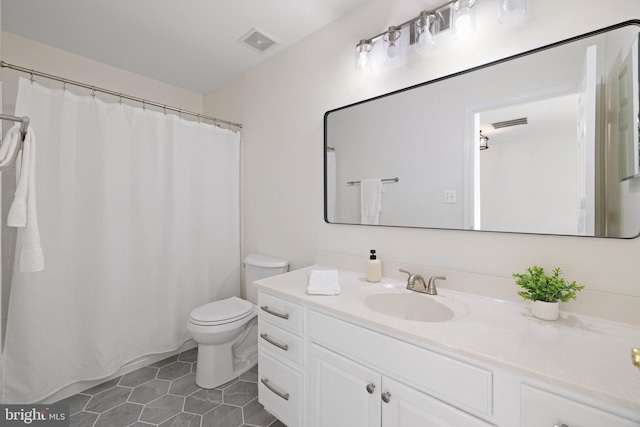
364, 291, 468, 322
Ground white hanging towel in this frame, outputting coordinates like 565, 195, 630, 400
7, 126, 44, 272
0, 124, 24, 171
360, 178, 382, 225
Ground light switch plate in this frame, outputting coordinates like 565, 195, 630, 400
444, 190, 457, 204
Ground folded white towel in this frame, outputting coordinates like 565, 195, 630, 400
360, 178, 382, 225
307, 269, 341, 295
7, 127, 44, 273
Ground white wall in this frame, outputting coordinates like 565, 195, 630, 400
205, 0, 640, 296
1, 32, 202, 113
206, 0, 640, 300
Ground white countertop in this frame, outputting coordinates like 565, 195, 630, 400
254, 265, 640, 412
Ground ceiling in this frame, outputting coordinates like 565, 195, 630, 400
1, 0, 368, 95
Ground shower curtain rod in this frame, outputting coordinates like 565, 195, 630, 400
0, 61, 243, 129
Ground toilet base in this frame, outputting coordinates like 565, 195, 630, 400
194, 317, 259, 389
195, 342, 258, 388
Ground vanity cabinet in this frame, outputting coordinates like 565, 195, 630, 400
309, 343, 494, 427
255, 267, 640, 427
257, 292, 304, 427
308, 309, 494, 427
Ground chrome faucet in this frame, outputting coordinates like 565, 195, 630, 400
399, 269, 446, 295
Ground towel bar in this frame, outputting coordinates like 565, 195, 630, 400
347, 177, 399, 185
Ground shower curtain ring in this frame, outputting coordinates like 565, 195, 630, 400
29, 71, 34, 84
118, 94, 123, 105
142, 100, 146, 110
91, 86, 96, 98
179, 109, 182, 118
163, 105, 167, 115
62, 80, 67, 91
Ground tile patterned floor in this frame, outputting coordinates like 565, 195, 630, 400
57, 348, 285, 427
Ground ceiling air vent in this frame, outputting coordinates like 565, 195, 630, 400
238, 28, 279, 54
491, 117, 528, 129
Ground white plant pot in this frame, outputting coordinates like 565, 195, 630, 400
531, 300, 559, 321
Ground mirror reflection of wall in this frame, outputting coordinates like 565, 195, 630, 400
477, 95, 581, 235
325, 23, 640, 238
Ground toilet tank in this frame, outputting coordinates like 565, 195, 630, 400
244, 254, 289, 304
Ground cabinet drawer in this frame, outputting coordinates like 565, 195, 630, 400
259, 320, 304, 367
258, 292, 303, 334
258, 352, 303, 427
521, 385, 639, 427
309, 310, 492, 417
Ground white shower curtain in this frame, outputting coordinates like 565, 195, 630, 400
1, 77, 241, 403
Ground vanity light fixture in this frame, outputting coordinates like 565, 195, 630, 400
384, 26, 402, 62
355, 0, 526, 73
452, 0, 477, 39
355, 39, 373, 74
498, 0, 527, 23
353, 0, 460, 73
415, 11, 437, 53
479, 130, 490, 150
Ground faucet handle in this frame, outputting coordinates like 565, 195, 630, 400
426, 276, 446, 295
399, 269, 414, 289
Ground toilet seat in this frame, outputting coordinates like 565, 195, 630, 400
189, 297, 254, 326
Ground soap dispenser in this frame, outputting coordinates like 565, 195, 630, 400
366, 249, 382, 283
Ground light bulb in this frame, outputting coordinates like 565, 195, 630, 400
357, 52, 370, 74
416, 29, 435, 53
387, 42, 399, 58
355, 39, 372, 74
456, 12, 471, 29
453, 0, 476, 39
498, 0, 527, 23
415, 11, 436, 54
383, 26, 402, 63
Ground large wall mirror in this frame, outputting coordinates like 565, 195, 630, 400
324, 21, 640, 238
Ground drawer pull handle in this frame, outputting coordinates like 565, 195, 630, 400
554, 424, 568, 427
632, 348, 640, 369
366, 383, 375, 394
261, 378, 290, 401
381, 392, 391, 403
260, 333, 289, 351
261, 305, 290, 320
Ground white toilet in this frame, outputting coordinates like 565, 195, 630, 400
187, 253, 289, 388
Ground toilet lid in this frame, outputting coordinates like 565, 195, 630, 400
189, 297, 254, 325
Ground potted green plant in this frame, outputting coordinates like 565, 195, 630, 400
512, 266, 584, 320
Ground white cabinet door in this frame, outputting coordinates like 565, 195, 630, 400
309, 344, 381, 427
381, 377, 494, 427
